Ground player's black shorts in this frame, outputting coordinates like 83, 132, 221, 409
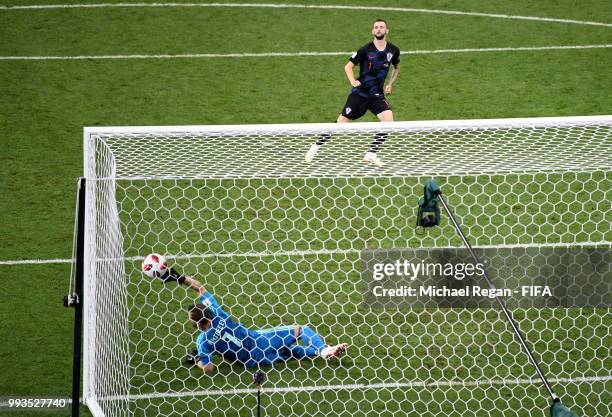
340, 94, 392, 120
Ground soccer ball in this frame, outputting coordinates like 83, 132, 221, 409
142, 253, 168, 278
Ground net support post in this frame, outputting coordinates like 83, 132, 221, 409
64, 177, 86, 417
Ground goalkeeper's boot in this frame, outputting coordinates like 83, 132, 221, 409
184, 349, 200, 366
363, 151, 384, 167
305, 144, 320, 162
320, 343, 348, 360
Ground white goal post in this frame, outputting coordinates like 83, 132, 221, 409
82, 116, 611, 417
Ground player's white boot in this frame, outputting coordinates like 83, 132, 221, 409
320, 343, 348, 360
363, 151, 384, 167
305, 144, 320, 162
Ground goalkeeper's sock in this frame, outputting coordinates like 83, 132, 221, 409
300, 326, 327, 351
369, 132, 388, 153
288, 345, 318, 359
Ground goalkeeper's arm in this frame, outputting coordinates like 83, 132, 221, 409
159, 266, 206, 296
183, 276, 206, 297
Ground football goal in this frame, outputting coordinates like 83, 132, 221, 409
77, 116, 611, 417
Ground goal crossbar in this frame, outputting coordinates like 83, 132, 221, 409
84, 115, 612, 136
84, 115, 612, 181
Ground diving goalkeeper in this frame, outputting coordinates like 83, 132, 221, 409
158, 267, 348, 375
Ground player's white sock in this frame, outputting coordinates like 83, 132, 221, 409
305, 144, 320, 162
320, 343, 348, 360
363, 151, 384, 167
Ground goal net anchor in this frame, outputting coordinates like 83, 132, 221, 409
423, 179, 579, 417
253, 370, 266, 417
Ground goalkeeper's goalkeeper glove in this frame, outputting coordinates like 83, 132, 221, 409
159, 267, 186, 285
184, 349, 200, 366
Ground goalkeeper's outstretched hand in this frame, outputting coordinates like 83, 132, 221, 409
184, 349, 201, 367
159, 267, 186, 285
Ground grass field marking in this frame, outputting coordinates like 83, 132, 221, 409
1, 2, 611, 28
1, 44, 610, 61
409, 44, 612, 54
95, 375, 612, 401
0, 258, 74, 265
2, 375, 608, 406
0, 51, 349, 61
2, 241, 609, 266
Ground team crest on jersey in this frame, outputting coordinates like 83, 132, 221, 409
387, 52, 393, 62
345, 107, 352, 115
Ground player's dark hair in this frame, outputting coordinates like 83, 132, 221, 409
373, 18, 388, 26
188, 303, 214, 326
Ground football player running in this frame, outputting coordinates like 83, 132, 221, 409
305, 19, 401, 167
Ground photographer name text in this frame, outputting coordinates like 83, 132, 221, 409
372, 285, 552, 298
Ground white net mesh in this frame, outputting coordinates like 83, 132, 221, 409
83, 117, 611, 417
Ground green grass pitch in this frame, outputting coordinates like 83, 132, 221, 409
1, 1, 611, 416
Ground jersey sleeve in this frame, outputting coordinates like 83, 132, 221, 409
196, 336, 213, 366
349, 46, 367, 65
199, 291, 230, 319
392, 49, 400, 66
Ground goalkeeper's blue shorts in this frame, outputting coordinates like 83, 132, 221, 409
246, 325, 297, 367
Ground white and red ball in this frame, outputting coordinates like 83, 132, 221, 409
142, 253, 168, 278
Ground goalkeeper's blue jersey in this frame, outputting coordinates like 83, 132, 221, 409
195, 292, 257, 366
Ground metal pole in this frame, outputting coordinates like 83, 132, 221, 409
71, 177, 86, 416
253, 370, 265, 417
437, 192, 558, 401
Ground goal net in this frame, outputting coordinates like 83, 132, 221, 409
82, 116, 611, 417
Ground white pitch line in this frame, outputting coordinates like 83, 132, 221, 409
1, 241, 608, 266
410, 44, 612, 54
100, 375, 612, 401
1, 44, 610, 61
0, 51, 350, 61
0, 258, 74, 265
0, 376, 608, 407
1, 2, 611, 28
